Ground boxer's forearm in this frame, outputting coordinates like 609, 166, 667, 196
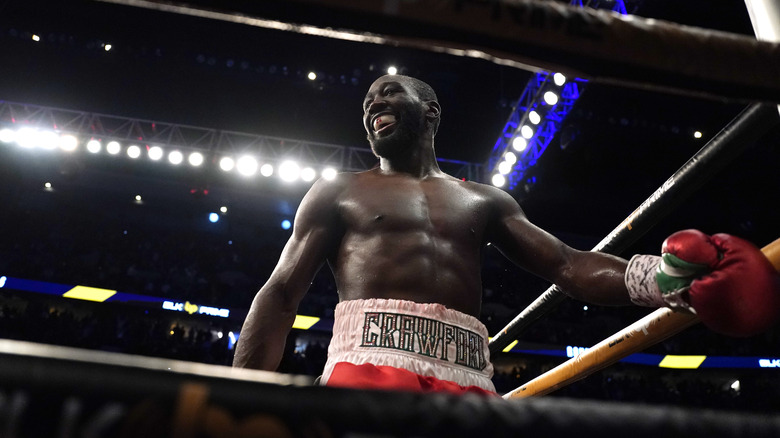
557, 250, 632, 306
232, 286, 297, 370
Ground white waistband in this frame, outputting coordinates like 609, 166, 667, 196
322, 298, 495, 392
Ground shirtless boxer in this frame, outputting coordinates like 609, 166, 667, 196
232, 75, 780, 394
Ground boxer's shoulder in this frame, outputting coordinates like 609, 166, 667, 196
308, 171, 358, 195
455, 179, 524, 213
298, 172, 358, 213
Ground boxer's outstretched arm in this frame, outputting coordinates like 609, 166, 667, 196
485, 187, 632, 306
233, 176, 346, 370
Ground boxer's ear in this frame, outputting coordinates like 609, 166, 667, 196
425, 101, 441, 121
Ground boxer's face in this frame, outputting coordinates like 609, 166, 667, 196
363, 76, 426, 159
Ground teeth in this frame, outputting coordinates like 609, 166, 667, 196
373, 114, 396, 131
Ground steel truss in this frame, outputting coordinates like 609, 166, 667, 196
485, 0, 629, 191
0, 100, 483, 181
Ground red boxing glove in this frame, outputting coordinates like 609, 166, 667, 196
663, 230, 780, 337
661, 229, 720, 267
656, 230, 719, 309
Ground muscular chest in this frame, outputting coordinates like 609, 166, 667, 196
340, 178, 488, 241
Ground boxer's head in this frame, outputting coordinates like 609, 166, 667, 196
363, 75, 441, 159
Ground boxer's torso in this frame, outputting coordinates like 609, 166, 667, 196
329, 169, 498, 317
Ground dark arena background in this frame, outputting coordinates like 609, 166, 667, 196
1, 0, 780, 436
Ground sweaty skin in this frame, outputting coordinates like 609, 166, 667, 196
233, 75, 631, 371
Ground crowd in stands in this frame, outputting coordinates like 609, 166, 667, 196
0, 293, 236, 365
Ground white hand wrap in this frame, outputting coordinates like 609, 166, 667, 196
624, 254, 696, 312
624, 254, 667, 307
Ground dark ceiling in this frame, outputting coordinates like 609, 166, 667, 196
0, 0, 778, 253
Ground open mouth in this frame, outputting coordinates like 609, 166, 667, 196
372, 113, 397, 134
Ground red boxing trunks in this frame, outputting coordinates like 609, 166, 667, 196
321, 298, 496, 395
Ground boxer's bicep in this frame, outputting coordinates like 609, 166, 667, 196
485, 188, 571, 283
264, 176, 345, 309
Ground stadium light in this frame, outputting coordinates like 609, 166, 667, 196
260, 163, 274, 177
301, 167, 316, 182
387, 66, 398, 75
219, 156, 235, 171
107, 141, 121, 155
188, 151, 204, 167
279, 161, 300, 182
127, 145, 141, 159
237, 155, 258, 176
39, 131, 59, 149
59, 134, 78, 152
504, 151, 517, 165
87, 139, 101, 153
520, 125, 534, 139
148, 146, 164, 161
491, 174, 506, 187
512, 137, 527, 152
528, 110, 541, 125
553, 73, 566, 86
497, 161, 512, 175
16, 128, 37, 148
168, 150, 184, 165
0, 128, 14, 143
543, 91, 559, 105
322, 167, 337, 180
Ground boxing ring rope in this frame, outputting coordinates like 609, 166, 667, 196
504, 237, 780, 399
1, 338, 780, 437
488, 102, 780, 355
96, 0, 780, 103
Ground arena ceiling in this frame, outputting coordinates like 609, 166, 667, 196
0, 0, 778, 251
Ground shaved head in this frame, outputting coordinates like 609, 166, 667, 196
374, 75, 441, 136
394, 75, 438, 105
